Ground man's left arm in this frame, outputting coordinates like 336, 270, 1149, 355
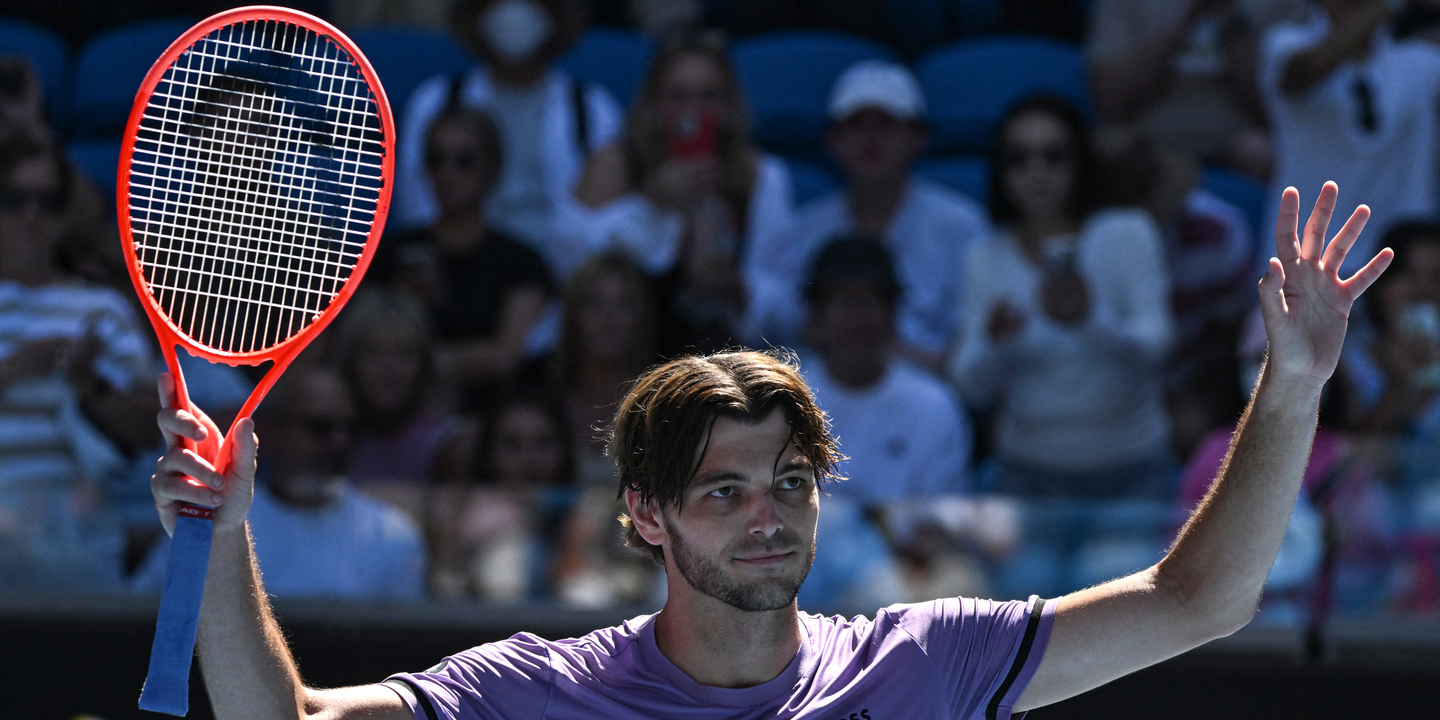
1014, 182, 1392, 711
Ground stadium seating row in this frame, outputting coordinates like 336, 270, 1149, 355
0, 13, 1263, 236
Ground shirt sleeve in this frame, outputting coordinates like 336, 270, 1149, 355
1077, 210, 1174, 364
384, 634, 554, 720
891, 595, 1055, 720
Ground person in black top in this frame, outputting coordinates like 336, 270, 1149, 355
373, 106, 555, 409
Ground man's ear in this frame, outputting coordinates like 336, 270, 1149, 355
624, 488, 668, 547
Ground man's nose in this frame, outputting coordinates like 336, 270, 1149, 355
746, 492, 784, 538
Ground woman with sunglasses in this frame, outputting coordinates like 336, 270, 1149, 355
372, 107, 556, 410
949, 95, 1177, 600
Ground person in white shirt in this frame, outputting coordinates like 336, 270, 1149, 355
797, 236, 969, 609
747, 61, 988, 370
391, 0, 624, 276
1261, 0, 1440, 278
570, 35, 794, 352
801, 237, 971, 507
949, 95, 1175, 598
134, 367, 426, 599
0, 137, 155, 591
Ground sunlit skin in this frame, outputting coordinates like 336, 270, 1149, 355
626, 409, 819, 688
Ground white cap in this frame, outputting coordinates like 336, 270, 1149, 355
827, 60, 926, 122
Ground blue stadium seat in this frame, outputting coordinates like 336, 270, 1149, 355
71, 18, 198, 139
0, 18, 70, 133
348, 27, 473, 119
785, 157, 842, 206
732, 31, 899, 155
1202, 165, 1268, 241
560, 28, 656, 109
916, 35, 1091, 154
914, 156, 989, 205
68, 138, 122, 199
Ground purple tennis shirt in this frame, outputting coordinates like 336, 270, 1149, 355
384, 595, 1054, 720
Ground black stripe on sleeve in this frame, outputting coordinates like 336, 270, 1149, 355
382, 678, 440, 720
985, 598, 1049, 720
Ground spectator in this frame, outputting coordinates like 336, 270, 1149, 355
0, 136, 154, 591
391, 0, 624, 275
1087, 0, 1307, 177
1261, 0, 1440, 278
376, 106, 555, 408
1095, 127, 1257, 457
801, 237, 971, 507
134, 367, 427, 599
1341, 222, 1440, 433
949, 95, 1176, 598
571, 34, 794, 353
430, 391, 575, 600
796, 237, 976, 609
331, 291, 468, 524
748, 61, 988, 370
547, 253, 660, 484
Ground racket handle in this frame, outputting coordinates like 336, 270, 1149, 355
139, 503, 215, 716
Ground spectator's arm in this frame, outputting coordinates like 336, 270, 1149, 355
1279, 3, 1390, 96
1015, 185, 1392, 713
1088, 1, 1205, 122
439, 285, 549, 386
572, 143, 631, 208
1078, 212, 1174, 364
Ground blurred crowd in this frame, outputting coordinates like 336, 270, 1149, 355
6, 0, 1440, 625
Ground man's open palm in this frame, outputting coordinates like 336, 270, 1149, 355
1260, 182, 1393, 388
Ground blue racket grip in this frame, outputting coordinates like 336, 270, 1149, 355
139, 504, 214, 716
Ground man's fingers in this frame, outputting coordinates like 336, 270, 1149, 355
1257, 257, 1288, 332
157, 373, 177, 410
156, 447, 226, 490
152, 470, 224, 508
1342, 247, 1395, 300
1274, 187, 1302, 263
1320, 204, 1371, 272
1301, 182, 1339, 261
230, 417, 258, 483
157, 406, 208, 450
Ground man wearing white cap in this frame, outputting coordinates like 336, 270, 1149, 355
746, 60, 989, 370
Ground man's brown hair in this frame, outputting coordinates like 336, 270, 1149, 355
611, 350, 843, 563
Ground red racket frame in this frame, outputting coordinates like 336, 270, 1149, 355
117, 5, 394, 472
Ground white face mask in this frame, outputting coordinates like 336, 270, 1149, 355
478, 0, 554, 63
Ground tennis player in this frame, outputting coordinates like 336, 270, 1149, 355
150, 182, 1389, 719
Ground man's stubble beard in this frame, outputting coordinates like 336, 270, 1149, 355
666, 520, 816, 612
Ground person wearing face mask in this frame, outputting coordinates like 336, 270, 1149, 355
569, 35, 795, 353
391, 0, 624, 278
132, 366, 427, 599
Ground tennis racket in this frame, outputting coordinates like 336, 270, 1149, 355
119, 7, 393, 715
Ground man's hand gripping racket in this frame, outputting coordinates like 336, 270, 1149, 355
119, 7, 394, 714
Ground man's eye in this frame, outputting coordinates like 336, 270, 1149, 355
709, 486, 735, 498
778, 476, 806, 490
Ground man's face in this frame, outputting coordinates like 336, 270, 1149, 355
660, 409, 818, 612
826, 108, 926, 185
267, 373, 355, 502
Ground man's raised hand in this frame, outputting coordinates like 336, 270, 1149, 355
1260, 182, 1393, 389
150, 372, 258, 537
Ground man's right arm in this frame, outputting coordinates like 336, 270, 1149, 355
150, 375, 410, 720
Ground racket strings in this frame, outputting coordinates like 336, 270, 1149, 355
127, 18, 385, 355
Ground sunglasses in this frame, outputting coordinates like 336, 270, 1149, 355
0, 189, 64, 214
425, 149, 482, 171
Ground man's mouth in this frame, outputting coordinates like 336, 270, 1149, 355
733, 550, 794, 566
